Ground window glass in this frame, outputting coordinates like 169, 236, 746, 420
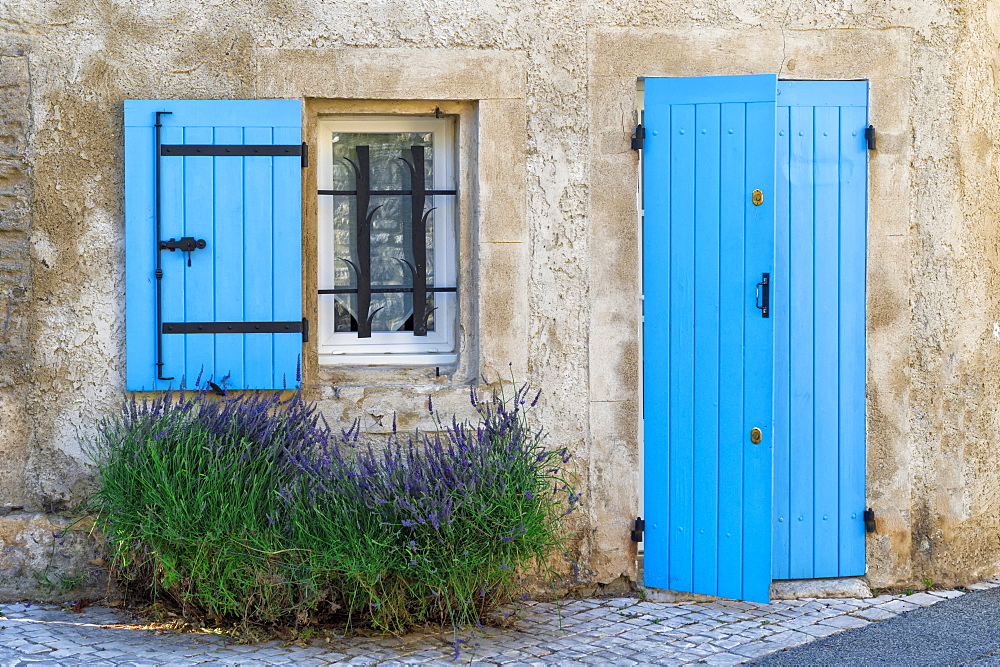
330, 132, 436, 334
317, 116, 458, 365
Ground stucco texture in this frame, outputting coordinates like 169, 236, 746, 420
0, 0, 998, 598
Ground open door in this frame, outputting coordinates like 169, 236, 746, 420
642, 75, 777, 603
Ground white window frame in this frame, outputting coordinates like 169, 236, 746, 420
316, 115, 458, 366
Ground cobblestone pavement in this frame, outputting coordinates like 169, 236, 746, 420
2, 579, 997, 666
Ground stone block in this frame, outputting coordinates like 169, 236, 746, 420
770, 577, 873, 600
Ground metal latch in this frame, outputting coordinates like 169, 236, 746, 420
160, 236, 206, 266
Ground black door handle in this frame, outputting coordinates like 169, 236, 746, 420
755, 273, 770, 318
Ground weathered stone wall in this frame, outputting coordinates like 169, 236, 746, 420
0, 0, 997, 598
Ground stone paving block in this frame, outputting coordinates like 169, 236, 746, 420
969, 581, 999, 591
730, 640, 787, 659
901, 592, 945, 607
700, 651, 746, 665
851, 606, 899, 621
766, 629, 814, 646
818, 614, 870, 630
796, 623, 843, 638
928, 589, 965, 599
772, 615, 822, 631
877, 599, 920, 614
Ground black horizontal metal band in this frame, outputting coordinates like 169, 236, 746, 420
318, 286, 458, 295
317, 189, 457, 197
163, 321, 303, 334
161, 144, 302, 157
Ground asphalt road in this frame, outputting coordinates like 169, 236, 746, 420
755, 585, 1000, 664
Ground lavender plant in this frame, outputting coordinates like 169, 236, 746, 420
87, 378, 577, 633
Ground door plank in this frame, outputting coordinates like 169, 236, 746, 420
717, 102, 748, 599
692, 103, 722, 595
788, 104, 816, 578
838, 104, 869, 576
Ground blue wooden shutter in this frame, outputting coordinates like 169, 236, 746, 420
124, 100, 303, 391
772, 81, 868, 579
643, 75, 776, 603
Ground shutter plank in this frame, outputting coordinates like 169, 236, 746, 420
213, 125, 246, 389
243, 125, 275, 389
124, 123, 156, 390
272, 125, 303, 387
159, 124, 187, 386
183, 125, 216, 387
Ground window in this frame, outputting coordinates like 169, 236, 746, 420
316, 116, 458, 365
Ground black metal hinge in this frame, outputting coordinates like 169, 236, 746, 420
630, 516, 645, 542
301, 142, 308, 168
301, 317, 309, 343
631, 124, 645, 151
865, 125, 876, 150
864, 507, 876, 533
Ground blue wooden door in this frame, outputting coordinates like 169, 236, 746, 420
772, 81, 868, 579
643, 75, 777, 603
124, 100, 303, 391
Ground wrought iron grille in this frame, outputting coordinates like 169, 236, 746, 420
317, 145, 457, 338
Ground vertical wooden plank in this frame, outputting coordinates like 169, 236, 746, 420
668, 103, 697, 594
124, 119, 156, 390
788, 105, 815, 579
812, 105, 841, 575
772, 104, 791, 580
243, 126, 275, 389
839, 103, 868, 575
272, 125, 304, 388
741, 99, 775, 602
717, 102, 747, 599
158, 124, 186, 388
212, 126, 245, 389
182, 125, 216, 387
692, 102, 721, 595
641, 92, 671, 590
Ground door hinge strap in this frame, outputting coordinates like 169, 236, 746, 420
163, 321, 304, 334
631, 124, 645, 151
630, 516, 645, 542
160, 144, 303, 157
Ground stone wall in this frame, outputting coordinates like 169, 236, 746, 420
0, 0, 997, 598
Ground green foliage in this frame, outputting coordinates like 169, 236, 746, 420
86, 380, 576, 634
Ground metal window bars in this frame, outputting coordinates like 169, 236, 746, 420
317, 145, 457, 338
